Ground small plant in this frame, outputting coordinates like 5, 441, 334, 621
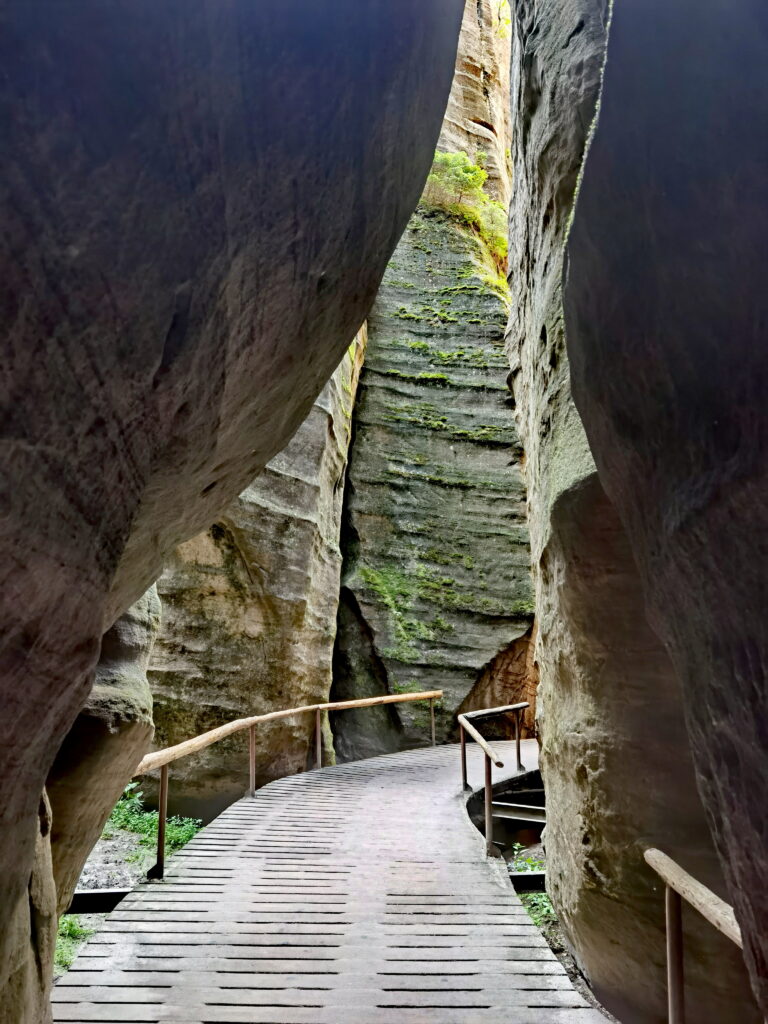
105, 783, 202, 854
509, 842, 545, 873
420, 150, 508, 270
521, 892, 557, 930
55, 915, 94, 975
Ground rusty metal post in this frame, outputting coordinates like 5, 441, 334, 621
666, 885, 685, 1024
249, 724, 256, 797
484, 753, 494, 857
460, 723, 468, 790
429, 698, 436, 746
147, 764, 169, 880
515, 708, 525, 772
315, 708, 322, 769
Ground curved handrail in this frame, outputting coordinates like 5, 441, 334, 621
136, 688, 442, 879
457, 701, 530, 857
136, 690, 442, 774
644, 846, 743, 1024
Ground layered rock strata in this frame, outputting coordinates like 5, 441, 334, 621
0, 2, 463, 1016
438, 0, 513, 205
564, 0, 768, 1015
507, 0, 759, 1020
332, 213, 533, 755
331, 0, 533, 760
147, 337, 364, 818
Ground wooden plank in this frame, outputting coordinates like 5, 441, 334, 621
54, 739, 610, 1024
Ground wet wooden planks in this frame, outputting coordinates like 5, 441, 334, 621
53, 742, 605, 1023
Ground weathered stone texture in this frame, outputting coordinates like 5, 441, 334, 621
506, 0, 760, 1020
332, 209, 533, 756
47, 586, 161, 914
147, 339, 364, 817
564, 0, 768, 1015
438, 0, 513, 205
0, 2, 463, 1016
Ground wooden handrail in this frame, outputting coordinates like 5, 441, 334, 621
457, 714, 504, 767
644, 847, 743, 1024
644, 848, 742, 948
457, 702, 530, 858
137, 689, 442, 881
136, 690, 443, 774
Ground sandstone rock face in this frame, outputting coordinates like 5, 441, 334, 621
331, 217, 533, 757
47, 586, 161, 913
331, 1, 533, 760
438, 0, 513, 205
507, 0, 760, 1020
147, 338, 364, 818
0, 2, 463, 1016
564, 0, 768, 1015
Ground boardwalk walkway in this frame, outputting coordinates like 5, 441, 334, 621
53, 741, 604, 1023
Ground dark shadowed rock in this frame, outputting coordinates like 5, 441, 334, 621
565, 0, 768, 1013
507, 0, 760, 1019
0, 1, 463, 1016
47, 586, 161, 914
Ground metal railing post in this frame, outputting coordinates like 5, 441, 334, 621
430, 698, 436, 746
515, 708, 525, 772
484, 753, 494, 857
460, 723, 468, 789
666, 885, 685, 1024
147, 764, 168, 880
315, 708, 322, 769
248, 724, 256, 797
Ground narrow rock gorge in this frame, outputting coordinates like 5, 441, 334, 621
146, 336, 364, 817
331, 0, 537, 760
506, 0, 761, 1021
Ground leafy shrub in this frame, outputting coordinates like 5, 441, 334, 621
420, 151, 508, 270
521, 892, 557, 930
105, 782, 201, 853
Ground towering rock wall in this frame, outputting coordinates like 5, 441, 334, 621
0, 2, 464, 1016
331, 0, 535, 759
438, 0, 512, 205
506, 0, 759, 1021
564, 0, 768, 1015
147, 337, 364, 818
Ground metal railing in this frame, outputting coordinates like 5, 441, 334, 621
135, 689, 442, 879
644, 847, 743, 1024
457, 702, 529, 856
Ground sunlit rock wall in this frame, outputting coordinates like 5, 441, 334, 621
506, 0, 759, 1020
147, 338, 364, 818
438, 0, 512, 205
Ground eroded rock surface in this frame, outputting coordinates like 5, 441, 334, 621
147, 340, 364, 818
0, 2, 463, 1016
331, 220, 532, 752
564, 0, 768, 1014
331, 0, 533, 760
506, 0, 760, 1020
438, 0, 512, 205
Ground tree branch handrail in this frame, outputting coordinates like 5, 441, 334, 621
457, 701, 529, 856
644, 847, 743, 1023
136, 689, 442, 880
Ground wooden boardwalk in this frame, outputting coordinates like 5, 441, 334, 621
53, 741, 605, 1023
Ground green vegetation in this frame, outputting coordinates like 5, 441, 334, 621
55, 915, 94, 975
521, 892, 557, 931
104, 783, 201, 855
420, 151, 508, 270
509, 842, 545, 873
